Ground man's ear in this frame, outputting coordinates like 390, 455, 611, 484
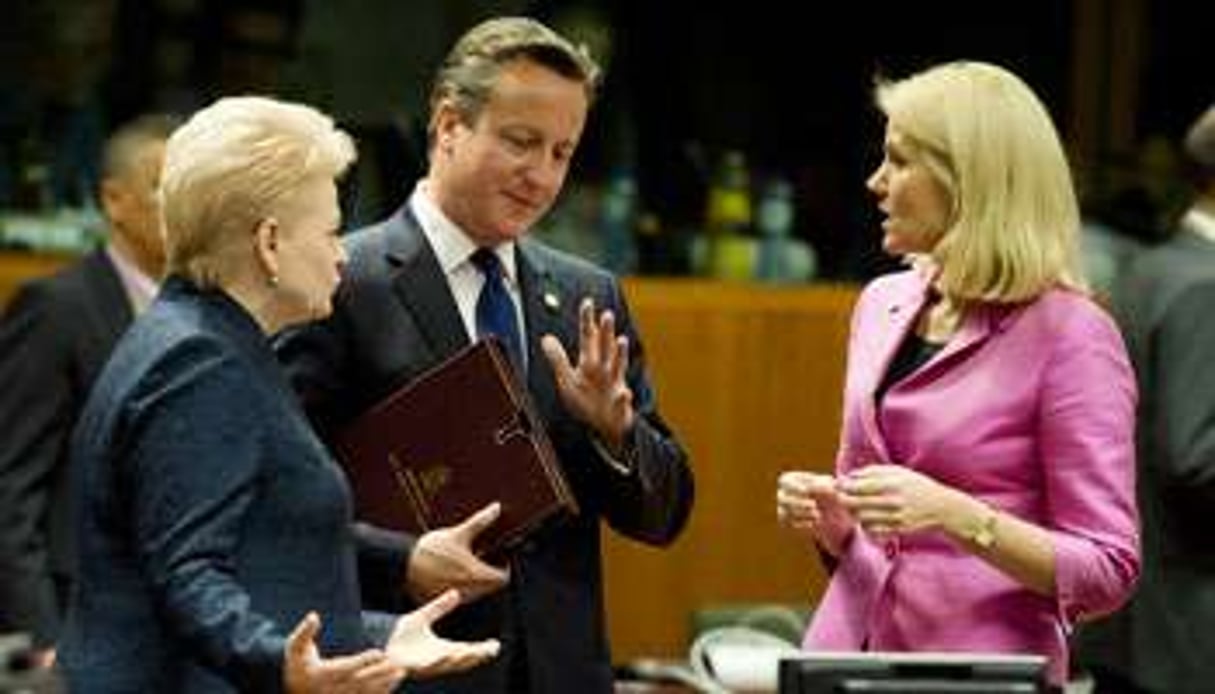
252, 217, 280, 281
432, 100, 464, 153
99, 178, 126, 223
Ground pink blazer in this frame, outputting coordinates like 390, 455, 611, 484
803, 269, 1140, 686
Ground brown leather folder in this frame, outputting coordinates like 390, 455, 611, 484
332, 338, 578, 556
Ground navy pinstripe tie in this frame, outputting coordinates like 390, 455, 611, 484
471, 248, 525, 372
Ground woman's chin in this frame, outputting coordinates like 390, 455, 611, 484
881, 237, 907, 256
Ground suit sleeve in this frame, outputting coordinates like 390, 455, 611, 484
594, 279, 694, 546
0, 283, 74, 645
1038, 305, 1140, 623
123, 341, 288, 691
352, 522, 415, 612
1152, 282, 1215, 509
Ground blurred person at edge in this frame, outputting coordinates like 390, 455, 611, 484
275, 16, 694, 693
57, 96, 499, 693
1074, 104, 1215, 694
776, 61, 1140, 690
0, 113, 176, 668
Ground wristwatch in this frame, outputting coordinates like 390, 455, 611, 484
968, 507, 998, 550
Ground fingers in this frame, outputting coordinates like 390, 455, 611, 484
578, 298, 624, 374
448, 638, 502, 668
473, 638, 502, 660
420, 638, 503, 677
595, 307, 616, 369
540, 334, 573, 380
463, 562, 510, 602
466, 562, 510, 600
453, 502, 501, 543
414, 588, 462, 624
323, 648, 391, 673
549, 297, 629, 385
579, 298, 598, 365
609, 335, 629, 385
286, 611, 321, 662
777, 477, 827, 529
839, 472, 884, 496
778, 471, 836, 496
323, 649, 403, 693
288, 627, 404, 694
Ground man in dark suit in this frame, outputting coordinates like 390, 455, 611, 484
276, 17, 694, 693
0, 114, 176, 663
1074, 105, 1215, 693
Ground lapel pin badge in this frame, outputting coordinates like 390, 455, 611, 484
543, 290, 560, 311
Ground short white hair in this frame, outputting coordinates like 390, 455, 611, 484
160, 96, 356, 286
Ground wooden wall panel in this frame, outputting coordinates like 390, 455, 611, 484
604, 279, 859, 661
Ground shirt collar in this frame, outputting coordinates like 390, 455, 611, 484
408, 180, 518, 285
105, 243, 158, 313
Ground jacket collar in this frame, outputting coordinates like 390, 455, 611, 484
859, 270, 1020, 463
378, 206, 566, 401
382, 205, 469, 359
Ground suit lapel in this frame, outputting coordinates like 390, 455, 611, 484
923, 303, 1002, 371
382, 207, 469, 358
516, 241, 568, 417
858, 280, 926, 464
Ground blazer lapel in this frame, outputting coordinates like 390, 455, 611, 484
858, 280, 927, 465
516, 241, 567, 417
382, 207, 469, 359
922, 303, 1002, 371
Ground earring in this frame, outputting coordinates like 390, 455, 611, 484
268, 274, 279, 288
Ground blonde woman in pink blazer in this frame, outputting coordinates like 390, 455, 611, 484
777, 61, 1140, 688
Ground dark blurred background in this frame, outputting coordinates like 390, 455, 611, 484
1, 0, 1211, 281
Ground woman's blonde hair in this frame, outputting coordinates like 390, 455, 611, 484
160, 96, 355, 286
876, 61, 1086, 302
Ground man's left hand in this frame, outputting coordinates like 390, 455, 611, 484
541, 297, 635, 455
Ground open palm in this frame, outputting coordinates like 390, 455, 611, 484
541, 298, 634, 451
386, 589, 501, 678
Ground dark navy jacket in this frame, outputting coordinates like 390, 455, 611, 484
59, 277, 393, 693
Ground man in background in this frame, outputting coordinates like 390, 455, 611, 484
1075, 104, 1215, 693
0, 113, 176, 665
277, 17, 694, 693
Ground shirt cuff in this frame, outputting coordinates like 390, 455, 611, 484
592, 428, 635, 476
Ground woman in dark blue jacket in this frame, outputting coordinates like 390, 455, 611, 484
59, 96, 498, 693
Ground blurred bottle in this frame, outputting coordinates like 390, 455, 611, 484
599, 168, 639, 274
756, 177, 793, 281
14, 133, 53, 212
700, 149, 756, 280
755, 176, 817, 283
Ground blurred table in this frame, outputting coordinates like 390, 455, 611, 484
605, 278, 858, 662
